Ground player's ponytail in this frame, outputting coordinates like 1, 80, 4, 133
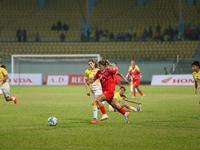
1, 64, 6, 69
105, 60, 116, 68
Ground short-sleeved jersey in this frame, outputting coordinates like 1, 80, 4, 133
113, 67, 119, 77
129, 69, 141, 80
85, 68, 102, 91
192, 71, 200, 87
93, 68, 117, 92
129, 65, 139, 71
113, 92, 126, 104
0, 67, 8, 84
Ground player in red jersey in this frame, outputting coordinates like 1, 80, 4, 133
113, 62, 122, 88
128, 63, 145, 100
87, 60, 130, 123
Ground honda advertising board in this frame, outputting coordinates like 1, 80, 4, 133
151, 74, 194, 86
46, 74, 85, 85
8, 74, 42, 85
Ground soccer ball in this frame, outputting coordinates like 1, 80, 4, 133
47, 117, 57, 126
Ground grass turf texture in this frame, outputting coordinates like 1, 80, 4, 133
0, 85, 200, 150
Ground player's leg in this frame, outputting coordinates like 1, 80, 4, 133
2, 83, 17, 104
132, 85, 137, 99
137, 86, 145, 99
91, 95, 99, 123
108, 99, 130, 123
130, 81, 133, 94
120, 103, 138, 112
96, 94, 109, 121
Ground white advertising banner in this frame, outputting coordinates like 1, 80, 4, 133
46, 75, 69, 85
7, 74, 42, 85
151, 74, 194, 86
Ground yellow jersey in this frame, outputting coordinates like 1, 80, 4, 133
85, 68, 101, 91
0, 67, 8, 85
113, 92, 126, 104
192, 71, 200, 87
129, 65, 139, 71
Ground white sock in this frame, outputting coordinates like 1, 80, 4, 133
135, 88, 138, 93
130, 85, 133, 92
130, 106, 137, 112
102, 101, 106, 105
93, 106, 98, 120
124, 112, 127, 117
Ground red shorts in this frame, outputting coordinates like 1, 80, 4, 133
133, 79, 140, 86
103, 90, 114, 101
114, 75, 120, 83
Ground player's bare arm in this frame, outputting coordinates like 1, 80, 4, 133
195, 81, 198, 94
87, 79, 96, 85
124, 99, 142, 105
135, 75, 141, 81
84, 79, 90, 96
117, 72, 129, 83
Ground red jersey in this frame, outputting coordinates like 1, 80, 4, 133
93, 68, 117, 92
129, 69, 141, 81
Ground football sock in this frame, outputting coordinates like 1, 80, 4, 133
139, 91, 143, 96
100, 106, 106, 115
135, 88, 138, 93
11, 97, 15, 101
102, 101, 106, 105
133, 92, 136, 97
129, 106, 137, 112
92, 105, 98, 120
117, 107, 126, 115
118, 82, 122, 87
130, 84, 133, 92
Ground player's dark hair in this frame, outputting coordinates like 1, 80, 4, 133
98, 60, 107, 67
1, 64, 6, 69
88, 59, 98, 68
120, 86, 126, 91
191, 61, 200, 67
114, 62, 117, 65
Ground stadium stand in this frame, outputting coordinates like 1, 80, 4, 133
0, 41, 198, 59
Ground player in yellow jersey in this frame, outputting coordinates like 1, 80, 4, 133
0, 61, 17, 104
85, 59, 104, 123
126, 60, 142, 94
191, 61, 200, 94
109, 86, 142, 112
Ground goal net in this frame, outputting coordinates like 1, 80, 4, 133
11, 54, 101, 85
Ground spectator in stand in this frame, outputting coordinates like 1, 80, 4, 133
23, 28, 27, 42
156, 23, 161, 35
35, 32, 40, 42
117, 33, 121, 41
169, 27, 174, 41
63, 23, 69, 32
134, 32, 137, 40
168, 24, 172, 30
164, 67, 167, 75
174, 28, 178, 41
109, 32, 114, 41
99, 28, 103, 37
138, 32, 142, 40
164, 28, 168, 35
81, 33, 85, 41
89, 33, 94, 41
103, 29, 108, 37
87, 28, 90, 41
95, 27, 99, 41
17, 27, 22, 42
60, 32, 65, 42
52, 24, 57, 30
128, 27, 133, 41
57, 20, 62, 31
121, 32, 125, 41
142, 28, 148, 41
149, 26, 152, 39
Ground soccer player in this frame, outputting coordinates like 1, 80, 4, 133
87, 60, 130, 123
191, 61, 200, 94
113, 62, 122, 88
85, 59, 103, 123
0, 61, 17, 104
128, 63, 145, 99
109, 86, 142, 112
126, 60, 143, 94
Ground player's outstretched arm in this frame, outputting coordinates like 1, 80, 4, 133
0, 74, 9, 84
125, 99, 142, 105
117, 72, 129, 84
87, 79, 96, 85
195, 81, 198, 94
85, 79, 90, 96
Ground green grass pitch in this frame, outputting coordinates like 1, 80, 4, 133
0, 85, 200, 150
